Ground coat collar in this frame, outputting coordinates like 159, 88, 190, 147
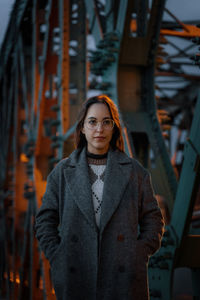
63, 147, 98, 231
63, 147, 133, 233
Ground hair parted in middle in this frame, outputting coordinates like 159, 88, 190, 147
75, 94, 125, 152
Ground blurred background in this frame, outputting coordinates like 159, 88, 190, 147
0, 0, 200, 299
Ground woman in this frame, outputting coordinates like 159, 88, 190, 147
35, 94, 164, 300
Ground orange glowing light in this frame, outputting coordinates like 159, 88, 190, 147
20, 153, 29, 163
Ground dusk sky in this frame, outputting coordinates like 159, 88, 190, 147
0, 0, 15, 47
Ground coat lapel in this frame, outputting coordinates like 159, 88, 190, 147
63, 148, 97, 231
100, 150, 133, 234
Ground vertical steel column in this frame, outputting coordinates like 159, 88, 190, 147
0, 72, 11, 295
11, 42, 19, 299
34, 0, 52, 141
50, 2, 63, 162
0, 56, 16, 298
30, 0, 37, 134
60, 0, 70, 135
62, 0, 86, 155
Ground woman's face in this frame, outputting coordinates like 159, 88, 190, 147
82, 103, 113, 154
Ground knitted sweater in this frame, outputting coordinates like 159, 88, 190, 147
87, 153, 107, 228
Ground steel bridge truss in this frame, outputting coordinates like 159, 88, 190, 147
0, 0, 200, 299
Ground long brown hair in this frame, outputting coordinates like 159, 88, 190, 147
75, 94, 124, 152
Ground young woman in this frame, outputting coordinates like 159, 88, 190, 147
35, 94, 164, 300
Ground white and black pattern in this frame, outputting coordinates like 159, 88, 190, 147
88, 164, 106, 228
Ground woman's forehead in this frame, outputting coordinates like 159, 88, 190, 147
86, 103, 111, 117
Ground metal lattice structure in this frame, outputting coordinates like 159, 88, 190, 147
0, 0, 200, 299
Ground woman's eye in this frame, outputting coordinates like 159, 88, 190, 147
103, 120, 111, 126
88, 120, 97, 125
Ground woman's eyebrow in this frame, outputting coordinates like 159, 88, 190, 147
87, 116, 111, 120
87, 117, 97, 120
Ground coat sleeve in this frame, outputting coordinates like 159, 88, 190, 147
35, 171, 61, 261
138, 171, 165, 256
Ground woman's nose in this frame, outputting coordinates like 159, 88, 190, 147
96, 122, 104, 131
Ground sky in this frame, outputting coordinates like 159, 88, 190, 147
0, 0, 15, 46
163, 0, 200, 22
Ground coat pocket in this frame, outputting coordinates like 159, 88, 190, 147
49, 238, 65, 266
135, 240, 149, 278
136, 240, 149, 261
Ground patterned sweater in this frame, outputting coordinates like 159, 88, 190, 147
87, 152, 107, 228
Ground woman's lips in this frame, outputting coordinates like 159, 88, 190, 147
94, 136, 105, 140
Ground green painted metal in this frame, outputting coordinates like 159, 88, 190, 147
63, 122, 78, 141
0, 40, 18, 296
170, 94, 200, 241
18, 34, 29, 126
136, 0, 148, 37
0, 0, 56, 298
87, 0, 130, 154
84, 0, 102, 44
140, 67, 177, 212
87, 0, 177, 211
0, 1, 199, 299
56, 0, 64, 160
11, 44, 19, 300
34, 0, 53, 141
149, 92, 200, 299
0, 74, 13, 184
30, 0, 37, 133
59, 0, 87, 156
118, 0, 177, 212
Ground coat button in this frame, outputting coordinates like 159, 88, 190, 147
71, 235, 79, 242
117, 234, 124, 241
118, 265, 125, 273
70, 266, 76, 273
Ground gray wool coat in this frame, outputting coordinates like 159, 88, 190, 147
35, 147, 164, 300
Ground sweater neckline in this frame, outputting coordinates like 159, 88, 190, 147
86, 150, 108, 159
